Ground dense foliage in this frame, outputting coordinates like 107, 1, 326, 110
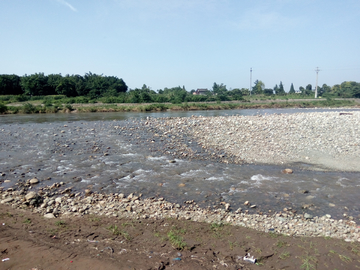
0, 73, 359, 106
0, 72, 127, 98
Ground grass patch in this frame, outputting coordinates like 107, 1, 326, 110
55, 220, 66, 227
268, 232, 281, 238
107, 225, 132, 241
339, 254, 352, 263
276, 240, 288, 248
228, 241, 238, 250
279, 251, 291, 260
23, 218, 31, 224
0, 212, 13, 218
88, 215, 101, 222
167, 230, 187, 250
300, 255, 317, 270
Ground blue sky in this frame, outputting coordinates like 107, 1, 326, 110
0, 0, 359, 92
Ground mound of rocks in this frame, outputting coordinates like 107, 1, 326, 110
135, 111, 360, 171
1, 183, 359, 242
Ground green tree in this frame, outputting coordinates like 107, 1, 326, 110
56, 75, 77, 97
299, 86, 305, 95
289, 83, 295, 94
252, 80, 264, 95
212, 82, 227, 95
319, 83, 331, 97
0, 74, 23, 95
20, 73, 53, 96
264, 88, 274, 95
305, 84, 313, 95
228, 88, 243, 100
275, 81, 285, 95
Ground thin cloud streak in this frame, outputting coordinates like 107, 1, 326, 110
56, 0, 77, 12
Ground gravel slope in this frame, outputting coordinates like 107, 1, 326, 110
150, 111, 360, 171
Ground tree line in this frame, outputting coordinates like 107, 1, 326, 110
251, 80, 360, 98
0, 73, 359, 105
0, 73, 128, 99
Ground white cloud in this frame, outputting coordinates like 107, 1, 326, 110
56, 0, 77, 12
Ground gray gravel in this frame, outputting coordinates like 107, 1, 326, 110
144, 111, 360, 171
1, 186, 359, 242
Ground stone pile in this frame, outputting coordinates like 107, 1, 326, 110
1, 184, 359, 242
137, 111, 360, 171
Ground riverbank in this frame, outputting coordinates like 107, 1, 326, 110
1, 98, 358, 114
1, 186, 360, 269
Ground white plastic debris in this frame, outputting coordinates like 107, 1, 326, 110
243, 253, 256, 263
2, 258, 10, 262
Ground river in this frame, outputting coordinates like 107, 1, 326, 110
1, 107, 360, 221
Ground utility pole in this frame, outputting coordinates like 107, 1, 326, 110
250, 67, 252, 96
315, 67, 320, 98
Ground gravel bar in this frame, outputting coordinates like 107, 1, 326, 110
140, 111, 360, 171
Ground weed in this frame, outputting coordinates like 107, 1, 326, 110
279, 251, 291, 260
55, 220, 66, 227
108, 224, 121, 235
48, 228, 59, 235
210, 222, 224, 230
88, 216, 101, 222
268, 232, 280, 238
167, 230, 187, 250
107, 225, 132, 240
23, 218, 31, 224
300, 255, 317, 270
154, 232, 160, 237
0, 212, 13, 218
276, 240, 287, 248
122, 222, 135, 228
339, 254, 352, 263
228, 241, 238, 250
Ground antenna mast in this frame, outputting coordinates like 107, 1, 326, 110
250, 67, 252, 96
315, 67, 320, 98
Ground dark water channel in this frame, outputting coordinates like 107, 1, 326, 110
1, 108, 360, 221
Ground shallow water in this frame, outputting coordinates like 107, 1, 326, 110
1, 108, 360, 220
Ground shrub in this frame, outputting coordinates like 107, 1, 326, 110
0, 102, 7, 113
22, 103, 36, 114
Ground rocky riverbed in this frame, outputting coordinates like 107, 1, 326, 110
1, 110, 360, 244
136, 111, 360, 171
1, 181, 359, 242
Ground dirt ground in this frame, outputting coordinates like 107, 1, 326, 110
1, 204, 360, 270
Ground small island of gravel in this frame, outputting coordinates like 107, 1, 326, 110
140, 110, 360, 172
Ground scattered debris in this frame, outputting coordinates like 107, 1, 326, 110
243, 253, 256, 264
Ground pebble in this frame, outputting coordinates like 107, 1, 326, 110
282, 168, 293, 174
25, 191, 37, 201
29, 178, 39, 185
1, 197, 14, 204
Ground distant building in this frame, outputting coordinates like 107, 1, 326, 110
295, 89, 301, 94
193, 88, 209, 95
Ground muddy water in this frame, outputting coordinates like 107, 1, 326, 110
1, 108, 360, 221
